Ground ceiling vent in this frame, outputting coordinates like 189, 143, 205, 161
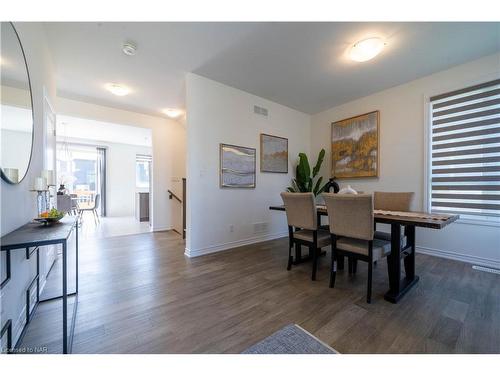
254, 105, 268, 117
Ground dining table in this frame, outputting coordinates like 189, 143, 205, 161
269, 204, 459, 303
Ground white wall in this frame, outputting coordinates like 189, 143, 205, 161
185, 74, 311, 256
56, 97, 186, 231
311, 53, 500, 268
1, 22, 57, 346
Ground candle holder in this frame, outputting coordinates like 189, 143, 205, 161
30, 189, 49, 217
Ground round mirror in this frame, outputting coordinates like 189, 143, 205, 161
1, 22, 34, 184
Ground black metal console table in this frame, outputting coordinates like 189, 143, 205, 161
1, 217, 79, 354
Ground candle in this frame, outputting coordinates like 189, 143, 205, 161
33, 176, 47, 191
42, 170, 56, 186
4, 168, 19, 183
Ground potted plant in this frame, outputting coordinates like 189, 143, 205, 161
287, 149, 330, 196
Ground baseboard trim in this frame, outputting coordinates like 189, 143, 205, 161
152, 226, 173, 232
185, 231, 288, 258
416, 246, 500, 269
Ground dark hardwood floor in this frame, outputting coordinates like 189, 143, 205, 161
18, 231, 500, 353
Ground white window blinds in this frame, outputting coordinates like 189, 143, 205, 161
430, 78, 500, 217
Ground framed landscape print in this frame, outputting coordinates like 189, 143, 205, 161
260, 133, 288, 173
220, 143, 256, 188
331, 110, 379, 178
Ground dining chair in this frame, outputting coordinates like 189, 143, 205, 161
322, 193, 391, 303
373, 191, 414, 243
69, 193, 79, 216
78, 193, 101, 225
280, 192, 331, 281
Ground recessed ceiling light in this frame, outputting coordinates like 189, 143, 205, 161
349, 37, 385, 62
105, 83, 131, 96
162, 108, 184, 118
122, 42, 137, 56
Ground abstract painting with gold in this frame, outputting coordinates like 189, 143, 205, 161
331, 111, 379, 178
260, 134, 288, 173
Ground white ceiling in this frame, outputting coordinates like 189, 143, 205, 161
42, 22, 500, 115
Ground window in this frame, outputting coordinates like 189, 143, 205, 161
56, 143, 97, 194
136, 154, 152, 189
429, 78, 500, 221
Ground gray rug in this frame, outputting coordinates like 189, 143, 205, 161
242, 324, 337, 354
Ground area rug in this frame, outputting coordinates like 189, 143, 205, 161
242, 324, 337, 354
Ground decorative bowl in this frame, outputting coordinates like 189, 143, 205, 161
33, 213, 65, 225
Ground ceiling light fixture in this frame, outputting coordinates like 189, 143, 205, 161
162, 108, 184, 118
122, 42, 137, 56
349, 37, 385, 62
105, 83, 131, 96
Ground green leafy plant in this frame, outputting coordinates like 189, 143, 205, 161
287, 149, 328, 196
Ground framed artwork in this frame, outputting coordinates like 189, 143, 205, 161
220, 143, 256, 188
331, 110, 379, 178
260, 133, 288, 173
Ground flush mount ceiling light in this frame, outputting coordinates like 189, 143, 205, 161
122, 42, 137, 56
349, 37, 386, 62
104, 83, 131, 96
162, 108, 184, 118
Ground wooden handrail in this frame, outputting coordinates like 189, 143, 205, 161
168, 189, 182, 203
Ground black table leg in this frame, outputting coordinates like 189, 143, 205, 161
384, 224, 419, 303
76, 222, 79, 293
62, 240, 67, 354
404, 225, 416, 280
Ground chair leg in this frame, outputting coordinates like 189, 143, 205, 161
337, 254, 344, 270
94, 209, 100, 223
348, 257, 353, 274
311, 245, 318, 281
353, 259, 358, 274
329, 245, 337, 288
287, 241, 293, 271
367, 260, 373, 303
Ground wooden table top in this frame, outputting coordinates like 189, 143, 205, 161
269, 205, 459, 229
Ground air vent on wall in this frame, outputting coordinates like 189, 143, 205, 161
254, 105, 268, 117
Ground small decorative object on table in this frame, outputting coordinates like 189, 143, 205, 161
338, 184, 357, 194
57, 184, 67, 195
324, 177, 340, 193
33, 208, 65, 225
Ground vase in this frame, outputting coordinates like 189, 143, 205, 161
57, 184, 67, 195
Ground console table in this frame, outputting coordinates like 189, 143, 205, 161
1, 217, 79, 354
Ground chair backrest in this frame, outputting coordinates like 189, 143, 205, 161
374, 191, 414, 211
69, 194, 78, 208
322, 193, 374, 241
280, 192, 317, 230
94, 194, 100, 210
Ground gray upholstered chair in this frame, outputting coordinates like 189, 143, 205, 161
280, 192, 331, 281
78, 193, 101, 225
322, 193, 391, 303
373, 191, 414, 242
70, 193, 79, 216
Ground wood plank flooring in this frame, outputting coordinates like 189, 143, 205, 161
18, 231, 500, 353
